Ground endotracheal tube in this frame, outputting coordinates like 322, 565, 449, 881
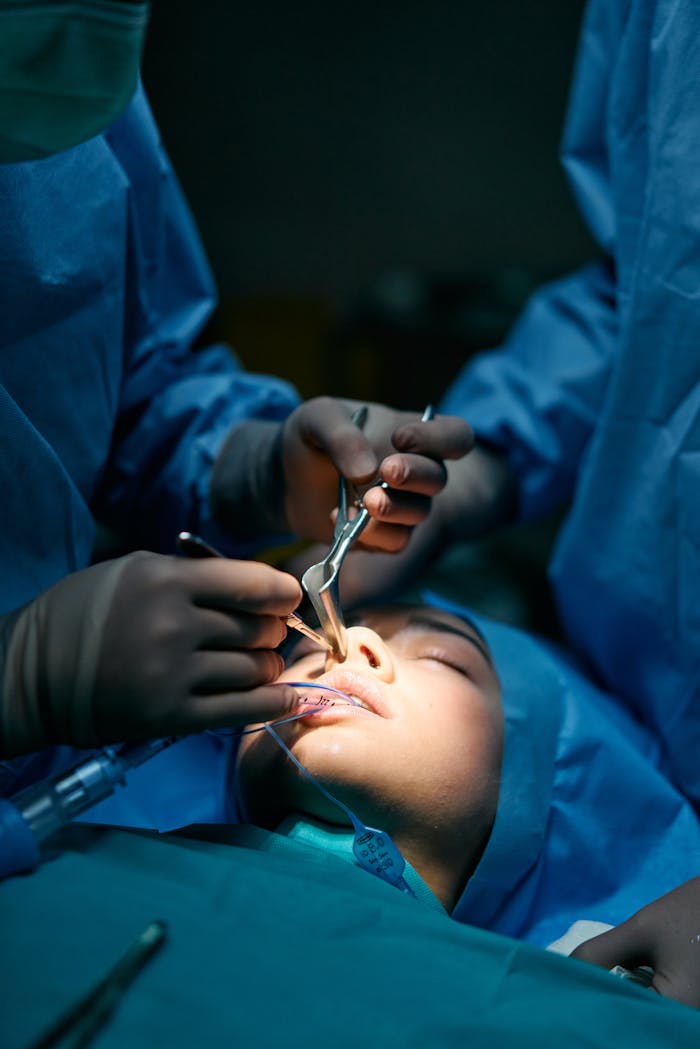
248, 682, 416, 898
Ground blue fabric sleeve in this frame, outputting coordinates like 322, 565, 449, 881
90, 85, 301, 556
439, 258, 617, 521
94, 342, 300, 557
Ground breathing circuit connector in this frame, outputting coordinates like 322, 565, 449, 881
0, 683, 365, 881
0, 737, 177, 880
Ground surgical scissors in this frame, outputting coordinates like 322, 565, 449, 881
301, 404, 434, 660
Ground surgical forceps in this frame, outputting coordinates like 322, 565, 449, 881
301, 404, 434, 661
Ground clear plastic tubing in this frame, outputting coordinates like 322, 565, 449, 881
9, 737, 178, 846
0, 683, 361, 878
263, 710, 416, 897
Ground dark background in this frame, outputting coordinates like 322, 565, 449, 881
140, 1, 597, 639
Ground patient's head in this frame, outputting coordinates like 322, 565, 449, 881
236, 603, 504, 910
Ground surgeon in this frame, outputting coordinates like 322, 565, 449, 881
305, 0, 700, 1009
330, 0, 700, 811
0, 0, 472, 816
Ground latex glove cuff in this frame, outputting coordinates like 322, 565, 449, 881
210, 419, 288, 541
0, 559, 128, 758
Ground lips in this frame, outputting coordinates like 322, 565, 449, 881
309, 670, 388, 718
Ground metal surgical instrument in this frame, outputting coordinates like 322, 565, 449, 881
176, 532, 332, 652
26, 920, 167, 1049
301, 404, 434, 660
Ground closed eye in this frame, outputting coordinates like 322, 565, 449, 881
416, 649, 474, 680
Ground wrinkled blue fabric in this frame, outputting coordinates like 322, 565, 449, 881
440, 0, 700, 809
425, 596, 700, 948
0, 81, 299, 809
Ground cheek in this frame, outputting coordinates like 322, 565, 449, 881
236, 728, 292, 790
407, 692, 503, 801
237, 721, 349, 799
236, 733, 268, 784
236, 728, 310, 825
287, 723, 384, 784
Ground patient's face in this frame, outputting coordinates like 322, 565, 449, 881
237, 604, 504, 895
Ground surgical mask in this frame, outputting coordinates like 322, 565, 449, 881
0, 0, 150, 163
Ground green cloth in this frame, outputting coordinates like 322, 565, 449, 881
276, 813, 447, 914
2, 823, 699, 1048
0, 0, 149, 162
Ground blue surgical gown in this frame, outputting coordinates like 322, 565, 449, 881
440, 0, 700, 808
439, 600, 700, 948
0, 82, 299, 801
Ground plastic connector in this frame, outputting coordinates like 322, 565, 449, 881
0, 797, 40, 879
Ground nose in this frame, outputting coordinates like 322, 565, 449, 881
326, 625, 395, 681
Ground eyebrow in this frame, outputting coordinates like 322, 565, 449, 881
400, 611, 494, 668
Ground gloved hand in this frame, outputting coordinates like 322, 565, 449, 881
283, 439, 517, 610
210, 397, 474, 552
571, 876, 700, 1009
0, 551, 303, 758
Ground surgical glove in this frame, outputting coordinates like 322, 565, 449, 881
0, 551, 303, 758
210, 396, 473, 553
284, 439, 517, 610
571, 876, 700, 1009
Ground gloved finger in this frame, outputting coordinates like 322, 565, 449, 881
291, 394, 377, 472
651, 967, 700, 1010
191, 607, 289, 651
189, 649, 285, 695
572, 922, 653, 972
184, 557, 302, 614
357, 486, 433, 527
342, 518, 415, 555
292, 396, 378, 481
375, 452, 448, 496
391, 413, 474, 459
573, 915, 700, 1009
183, 682, 303, 730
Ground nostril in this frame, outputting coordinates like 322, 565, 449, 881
360, 645, 379, 668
